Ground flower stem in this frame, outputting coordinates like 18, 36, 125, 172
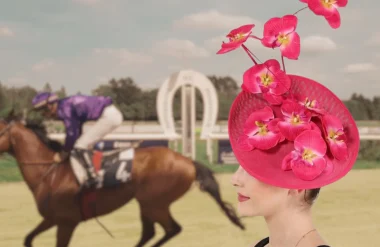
249, 35, 262, 41
242, 45, 282, 82
281, 55, 286, 73
242, 44, 258, 65
243, 45, 264, 64
293, 6, 308, 15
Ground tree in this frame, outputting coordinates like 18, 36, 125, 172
42, 82, 52, 92
56, 86, 67, 98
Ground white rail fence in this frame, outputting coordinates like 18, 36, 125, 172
47, 123, 380, 164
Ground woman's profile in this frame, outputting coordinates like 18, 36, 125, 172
217, 1, 356, 247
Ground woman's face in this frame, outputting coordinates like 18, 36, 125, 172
231, 165, 289, 217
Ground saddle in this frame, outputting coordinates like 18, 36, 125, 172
70, 147, 135, 190
69, 142, 140, 221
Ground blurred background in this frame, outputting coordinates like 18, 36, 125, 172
0, 0, 379, 246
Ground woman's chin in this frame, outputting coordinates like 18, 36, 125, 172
237, 202, 260, 217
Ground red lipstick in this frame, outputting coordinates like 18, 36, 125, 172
238, 193, 250, 202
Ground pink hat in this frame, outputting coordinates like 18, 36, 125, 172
217, 0, 359, 189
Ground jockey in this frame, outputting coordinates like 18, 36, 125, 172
31, 92, 123, 188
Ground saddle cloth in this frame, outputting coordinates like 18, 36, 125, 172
70, 148, 134, 189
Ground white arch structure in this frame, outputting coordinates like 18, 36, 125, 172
156, 69, 219, 159
47, 69, 219, 162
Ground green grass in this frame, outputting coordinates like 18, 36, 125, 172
2, 170, 380, 247
0, 154, 22, 182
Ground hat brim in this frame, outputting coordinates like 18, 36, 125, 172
228, 75, 360, 189
32, 95, 59, 110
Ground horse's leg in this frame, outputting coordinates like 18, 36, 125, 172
134, 208, 156, 247
56, 223, 78, 247
148, 206, 182, 247
24, 219, 55, 247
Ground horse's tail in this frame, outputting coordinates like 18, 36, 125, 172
192, 160, 245, 230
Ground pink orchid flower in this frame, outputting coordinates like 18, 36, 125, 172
310, 121, 322, 134
322, 114, 348, 160
277, 101, 312, 141
300, 0, 348, 29
242, 59, 291, 105
237, 106, 285, 151
261, 15, 300, 60
295, 95, 327, 115
281, 130, 327, 181
217, 24, 255, 54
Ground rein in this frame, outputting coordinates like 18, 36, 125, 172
0, 120, 62, 190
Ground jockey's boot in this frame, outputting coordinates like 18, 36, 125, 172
72, 148, 98, 189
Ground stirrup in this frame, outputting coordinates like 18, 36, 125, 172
73, 148, 98, 188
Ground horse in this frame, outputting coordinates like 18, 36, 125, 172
0, 111, 245, 247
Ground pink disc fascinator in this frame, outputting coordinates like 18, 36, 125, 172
217, 0, 359, 189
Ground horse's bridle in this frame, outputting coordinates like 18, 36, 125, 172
0, 119, 60, 191
0, 120, 14, 137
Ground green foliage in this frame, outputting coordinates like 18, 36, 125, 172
357, 140, 380, 161
2, 77, 380, 162
343, 93, 380, 120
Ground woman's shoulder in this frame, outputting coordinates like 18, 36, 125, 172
251, 237, 269, 247
251, 237, 331, 247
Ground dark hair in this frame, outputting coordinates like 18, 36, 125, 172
304, 188, 321, 205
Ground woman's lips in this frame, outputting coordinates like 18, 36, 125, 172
238, 193, 250, 202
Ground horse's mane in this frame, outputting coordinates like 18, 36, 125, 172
2, 109, 63, 153
24, 120, 64, 153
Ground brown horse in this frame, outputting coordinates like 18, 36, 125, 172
0, 113, 244, 247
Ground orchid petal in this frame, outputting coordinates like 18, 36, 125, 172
217, 24, 255, 54
278, 121, 311, 141
308, 0, 336, 16
268, 118, 286, 142
237, 135, 254, 151
280, 31, 300, 60
323, 156, 334, 175
336, 0, 348, 7
281, 101, 312, 122
262, 17, 281, 47
263, 93, 284, 105
322, 114, 348, 160
310, 122, 322, 134
298, 95, 327, 115
242, 64, 265, 93
247, 132, 282, 150
325, 10, 341, 29
264, 59, 282, 71
269, 71, 291, 95
294, 130, 327, 156
229, 24, 255, 36
291, 156, 327, 180
262, 15, 298, 51
281, 152, 294, 171
243, 59, 290, 98
328, 139, 348, 160
322, 114, 344, 131
217, 42, 244, 54
282, 15, 298, 34
267, 118, 280, 131
243, 106, 274, 136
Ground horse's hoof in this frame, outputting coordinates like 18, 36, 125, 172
24, 239, 32, 247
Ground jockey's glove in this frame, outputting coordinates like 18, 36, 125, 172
53, 151, 70, 163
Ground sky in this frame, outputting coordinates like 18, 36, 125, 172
0, 0, 379, 99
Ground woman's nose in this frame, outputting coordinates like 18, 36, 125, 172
231, 167, 242, 187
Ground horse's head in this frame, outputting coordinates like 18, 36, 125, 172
0, 109, 22, 153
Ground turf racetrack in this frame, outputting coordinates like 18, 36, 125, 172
1, 170, 379, 247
